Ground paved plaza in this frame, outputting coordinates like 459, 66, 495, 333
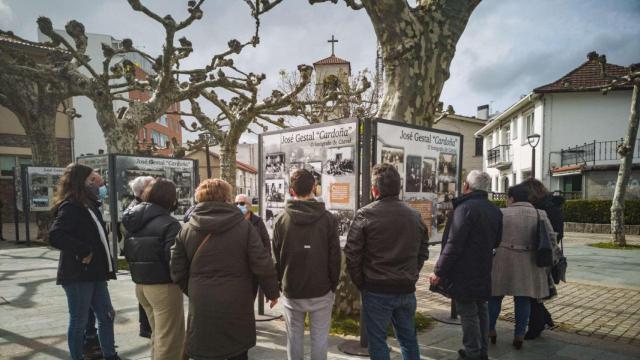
1, 228, 639, 359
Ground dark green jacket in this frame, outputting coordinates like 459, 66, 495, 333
272, 199, 341, 299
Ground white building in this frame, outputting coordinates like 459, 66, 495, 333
475, 53, 639, 200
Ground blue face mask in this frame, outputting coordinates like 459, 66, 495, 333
98, 185, 108, 200
237, 204, 248, 215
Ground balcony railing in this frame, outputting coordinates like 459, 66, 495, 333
561, 139, 640, 167
487, 145, 512, 169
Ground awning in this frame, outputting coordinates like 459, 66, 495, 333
551, 164, 583, 177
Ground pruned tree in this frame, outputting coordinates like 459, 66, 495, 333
586, 53, 640, 246
2, 0, 284, 155
310, 0, 480, 127
278, 68, 378, 123
178, 64, 371, 188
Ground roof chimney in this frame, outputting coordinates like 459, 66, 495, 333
477, 104, 489, 120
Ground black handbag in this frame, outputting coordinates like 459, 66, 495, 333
551, 239, 568, 284
429, 278, 454, 298
535, 210, 553, 267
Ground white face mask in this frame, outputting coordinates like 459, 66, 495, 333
237, 204, 248, 215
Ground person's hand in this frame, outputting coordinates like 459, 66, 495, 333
428, 273, 440, 285
81, 253, 93, 265
267, 297, 278, 309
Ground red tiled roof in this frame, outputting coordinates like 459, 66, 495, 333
534, 55, 633, 93
236, 160, 257, 174
313, 55, 351, 66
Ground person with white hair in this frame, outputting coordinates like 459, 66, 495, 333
128, 176, 155, 209
429, 170, 503, 360
126, 175, 155, 339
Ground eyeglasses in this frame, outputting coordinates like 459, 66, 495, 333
235, 202, 246, 206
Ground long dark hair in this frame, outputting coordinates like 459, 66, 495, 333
52, 163, 95, 213
520, 178, 549, 205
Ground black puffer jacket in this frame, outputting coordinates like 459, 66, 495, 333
434, 191, 503, 300
345, 196, 429, 294
49, 200, 116, 285
535, 195, 565, 243
123, 202, 181, 284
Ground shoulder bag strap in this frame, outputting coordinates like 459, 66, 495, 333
189, 233, 213, 275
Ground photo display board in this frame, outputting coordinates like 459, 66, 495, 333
374, 120, 463, 240
24, 166, 65, 211
260, 119, 359, 246
112, 155, 197, 220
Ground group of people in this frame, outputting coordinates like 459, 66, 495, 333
49, 161, 562, 360
429, 171, 563, 360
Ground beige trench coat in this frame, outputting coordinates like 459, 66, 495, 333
491, 202, 559, 299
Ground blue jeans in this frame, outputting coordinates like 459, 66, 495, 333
489, 296, 531, 337
362, 290, 419, 360
62, 281, 116, 360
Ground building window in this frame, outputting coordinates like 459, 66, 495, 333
151, 130, 169, 148
157, 115, 168, 127
0, 156, 32, 177
486, 134, 493, 150
475, 137, 483, 156
502, 124, 510, 145
512, 117, 518, 140
523, 112, 534, 140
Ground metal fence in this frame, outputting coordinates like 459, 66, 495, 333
561, 139, 640, 167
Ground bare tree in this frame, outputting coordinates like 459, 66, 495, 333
588, 53, 640, 246
178, 64, 371, 188
1, 0, 284, 155
310, 0, 480, 127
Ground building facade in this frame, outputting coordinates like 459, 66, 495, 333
185, 149, 258, 200
475, 54, 638, 199
0, 34, 75, 219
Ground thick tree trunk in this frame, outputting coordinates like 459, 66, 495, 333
332, 254, 361, 317
95, 105, 140, 155
362, 0, 479, 127
611, 85, 640, 246
220, 140, 239, 191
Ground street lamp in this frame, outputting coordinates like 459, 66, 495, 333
198, 133, 217, 179
527, 133, 541, 178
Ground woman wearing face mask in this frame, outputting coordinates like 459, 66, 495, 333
49, 163, 119, 360
123, 178, 184, 360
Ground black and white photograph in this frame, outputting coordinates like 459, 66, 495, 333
325, 147, 354, 176
30, 186, 50, 209
265, 179, 287, 206
421, 158, 437, 193
438, 153, 458, 178
331, 209, 354, 245
265, 152, 286, 178
405, 156, 422, 193
265, 207, 284, 230
381, 146, 405, 175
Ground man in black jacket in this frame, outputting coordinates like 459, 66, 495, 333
235, 193, 270, 251
430, 170, 502, 360
345, 163, 429, 360
272, 169, 341, 360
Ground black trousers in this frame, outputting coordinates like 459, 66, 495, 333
526, 299, 554, 339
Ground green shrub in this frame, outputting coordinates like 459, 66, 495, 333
563, 200, 640, 225
490, 199, 640, 225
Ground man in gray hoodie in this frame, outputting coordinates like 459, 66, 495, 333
272, 169, 341, 360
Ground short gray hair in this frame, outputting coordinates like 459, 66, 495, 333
128, 176, 154, 197
466, 170, 491, 192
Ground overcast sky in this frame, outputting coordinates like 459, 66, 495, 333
1, 0, 639, 139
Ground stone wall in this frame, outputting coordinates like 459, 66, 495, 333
564, 222, 640, 235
